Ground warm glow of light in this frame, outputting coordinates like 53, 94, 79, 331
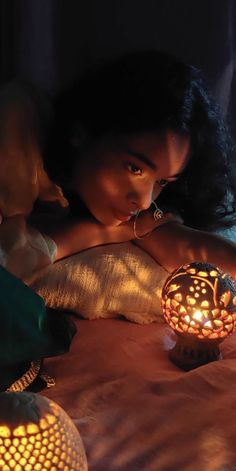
201, 300, 209, 308
192, 310, 203, 322
186, 296, 196, 306
26, 423, 39, 434
0, 393, 88, 471
162, 262, 236, 340
0, 426, 11, 438
39, 418, 49, 430
13, 426, 26, 437
45, 413, 57, 425
174, 293, 182, 302
204, 321, 213, 329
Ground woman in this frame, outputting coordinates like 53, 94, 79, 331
32, 49, 236, 278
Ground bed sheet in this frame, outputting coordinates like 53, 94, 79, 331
42, 317, 236, 471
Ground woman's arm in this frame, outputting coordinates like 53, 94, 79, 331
134, 222, 236, 279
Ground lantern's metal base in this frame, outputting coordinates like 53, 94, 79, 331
169, 335, 222, 371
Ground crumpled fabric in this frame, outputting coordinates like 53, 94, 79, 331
0, 216, 57, 282
43, 317, 236, 471
0, 264, 76, 391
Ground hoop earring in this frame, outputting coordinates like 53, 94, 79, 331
152, 200, 164, 221
133, 201, 163, 239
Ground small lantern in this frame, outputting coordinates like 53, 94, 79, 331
162, 262, 236, 370
0, 392, 88, 470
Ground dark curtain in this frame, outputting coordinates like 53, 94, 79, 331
0, 0, 236, 135
0, 0, 16, 83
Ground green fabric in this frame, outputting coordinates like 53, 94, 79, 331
0, 266, 76, 389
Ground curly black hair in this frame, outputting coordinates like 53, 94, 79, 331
46, 49, 236, 230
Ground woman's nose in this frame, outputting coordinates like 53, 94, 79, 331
130, 190, 155, 212
130, 184, 163, 211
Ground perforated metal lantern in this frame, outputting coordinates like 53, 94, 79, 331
162, 262, 236, 370
0, 392, 88, 470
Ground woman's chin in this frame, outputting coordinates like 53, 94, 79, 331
93, 213, 122, 227
103, 219, 123, 227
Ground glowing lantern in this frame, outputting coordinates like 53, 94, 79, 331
162, 262, 236, 370
0, 392, 88, 470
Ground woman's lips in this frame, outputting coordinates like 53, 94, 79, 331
112, 209, 135, 222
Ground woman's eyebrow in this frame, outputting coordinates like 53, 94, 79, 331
124, 148, 157, 171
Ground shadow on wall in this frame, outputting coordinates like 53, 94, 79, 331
52, 1, 234, 103
1, 0, 235, 134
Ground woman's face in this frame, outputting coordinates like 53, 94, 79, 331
73, 130, 190, 226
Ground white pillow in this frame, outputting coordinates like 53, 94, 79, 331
30, 243, 169, 324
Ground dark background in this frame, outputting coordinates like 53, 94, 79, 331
0, 0, 236, 135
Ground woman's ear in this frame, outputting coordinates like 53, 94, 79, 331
69, 121, 90, 150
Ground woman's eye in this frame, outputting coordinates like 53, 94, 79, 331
127, 164, 142, 175
157, 179, 169, 188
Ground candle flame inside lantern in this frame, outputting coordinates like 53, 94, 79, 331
162, 262, 236, 340
192, 310, 203, 322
